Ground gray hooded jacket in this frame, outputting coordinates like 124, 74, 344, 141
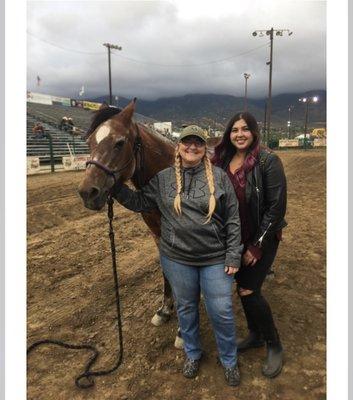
112, 163, 243, 267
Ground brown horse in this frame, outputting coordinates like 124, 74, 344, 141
78, 99, 183, 344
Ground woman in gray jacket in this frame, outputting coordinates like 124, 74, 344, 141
112, 125, 243, 386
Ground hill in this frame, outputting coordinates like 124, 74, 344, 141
92, 90, 326, 130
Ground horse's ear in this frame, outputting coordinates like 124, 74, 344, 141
115, 98, 136, 125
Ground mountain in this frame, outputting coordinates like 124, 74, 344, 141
91, 90, 326, 130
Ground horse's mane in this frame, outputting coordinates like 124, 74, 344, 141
85, 106, 175, 148
85, 106, 122, 139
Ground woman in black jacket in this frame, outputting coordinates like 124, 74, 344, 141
213, 112, 287, 378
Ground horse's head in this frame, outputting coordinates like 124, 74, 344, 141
78, 99, 138, 210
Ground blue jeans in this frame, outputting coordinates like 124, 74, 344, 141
160, 255, 237, 368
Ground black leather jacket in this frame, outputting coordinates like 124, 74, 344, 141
224, 147, 287, 250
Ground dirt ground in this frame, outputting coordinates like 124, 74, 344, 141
27, 149, 326, 400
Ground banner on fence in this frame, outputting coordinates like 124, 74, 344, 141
27, 157, 41, 174
62, 155, 91, 171
83, 101, 102, 111
279, 139, 299, 148
313, 138, 327, 147
51, 95, 71, 107
27, 91, 52, 105
70, 99, 84, 108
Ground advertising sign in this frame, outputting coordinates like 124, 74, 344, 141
62, 155, 91, 170
27, 91, 52, 105
279, 139, 299, 148
313, 138, 326, 147
51, 95, 71, 107
27, 157, 41, 174
70, 99, 84, 108
83, 101, 102, 111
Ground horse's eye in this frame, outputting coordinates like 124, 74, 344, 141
114, 140, 125, 150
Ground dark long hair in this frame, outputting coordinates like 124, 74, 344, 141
212, 111, 260, 168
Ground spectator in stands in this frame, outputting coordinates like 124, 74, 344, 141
67, 117, 77, 135
59, 116, 69, 131
32, 122, 46, 139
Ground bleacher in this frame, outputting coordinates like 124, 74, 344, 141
27, 102, 157, 166
27, 104, 90, 165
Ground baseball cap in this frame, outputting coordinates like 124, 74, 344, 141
179, 125, 207, 142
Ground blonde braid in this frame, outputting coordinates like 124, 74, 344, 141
173, 147, 183, 216
204, 152, 216, 223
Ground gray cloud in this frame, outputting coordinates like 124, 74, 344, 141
27, 0, 326, 100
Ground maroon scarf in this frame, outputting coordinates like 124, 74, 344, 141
229, 144, 260, 188
225, 144, 260, 246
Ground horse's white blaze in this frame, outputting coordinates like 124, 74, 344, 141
95, 125, 110, 144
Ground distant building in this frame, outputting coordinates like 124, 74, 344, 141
153, 122, 172, 136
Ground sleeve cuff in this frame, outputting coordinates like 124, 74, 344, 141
111, 183, 128, 200
247, 244, 263, 260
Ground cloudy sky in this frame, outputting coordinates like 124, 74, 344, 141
27, 0, 326, 100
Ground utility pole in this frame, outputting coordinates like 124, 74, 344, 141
299, 96, 319, 150
263, 101, 267, 144
243, 73, 250, 111
252, 28, 293, 144
103, 43, 122, 105
287, 105, 294, 138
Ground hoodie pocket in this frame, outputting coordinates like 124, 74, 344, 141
161, 222, 175, 248
211, 222, 224, 246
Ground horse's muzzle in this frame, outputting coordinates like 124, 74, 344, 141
78, 184, 108, 211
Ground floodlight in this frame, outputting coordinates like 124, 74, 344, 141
312, 96, 319, 102
288, 31, 293, 36
266, 30, 271, 35
252, 31, 257, 36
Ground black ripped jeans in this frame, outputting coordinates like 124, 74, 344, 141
235, 235, 281, 342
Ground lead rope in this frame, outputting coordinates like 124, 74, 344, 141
27, 194, 124, 389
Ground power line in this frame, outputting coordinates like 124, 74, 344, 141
27, 31, 105, 55
27, 31, 270, 67
110, 42, 270, 67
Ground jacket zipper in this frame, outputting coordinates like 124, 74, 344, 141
254, 168, 260, 226
256, 222, 272, 247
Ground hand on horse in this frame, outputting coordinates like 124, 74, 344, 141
224, 265, 239, 275
242, 249, 258, 267
110, 179, 125, 196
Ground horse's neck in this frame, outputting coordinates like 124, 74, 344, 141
131, 125, 175, 189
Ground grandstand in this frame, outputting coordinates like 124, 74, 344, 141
27, 101, 158, 168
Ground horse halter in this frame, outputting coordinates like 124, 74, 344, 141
85, 124, 143, 185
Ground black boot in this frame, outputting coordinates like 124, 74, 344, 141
262, 335, 283, 378
239, 290, 283, 377
239, 294, 265, 352
236, 330, 265, 352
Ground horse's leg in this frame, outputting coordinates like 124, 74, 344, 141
174, 327, 184, 349
151, 272, 174, 326
140, 211, 175, 326
151, 273, 184, 349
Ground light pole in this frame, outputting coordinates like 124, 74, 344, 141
103, 43, 122, 105
252, 28, 293, 145
287, 105, 294, 138
298, 96, 319, 150
243, 73, 250, 111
